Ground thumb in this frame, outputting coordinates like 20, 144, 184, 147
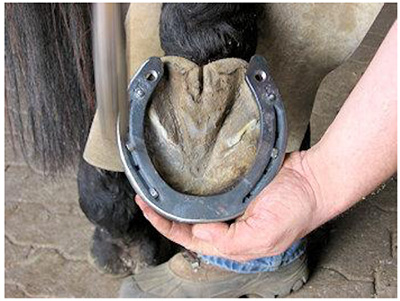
192, 222, 229, 242
192, 218, 263, 258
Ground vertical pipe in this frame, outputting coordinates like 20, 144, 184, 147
93, 3, 127, 142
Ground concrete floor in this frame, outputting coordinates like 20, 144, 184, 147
4, 4, 397, 298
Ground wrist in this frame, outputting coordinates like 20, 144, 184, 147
299, 149, 332, 230
281, 151, 325, 235
299, 150, 333, 233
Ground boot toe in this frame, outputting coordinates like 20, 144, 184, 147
119, 276, 157, 298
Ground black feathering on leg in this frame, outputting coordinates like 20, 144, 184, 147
78, 159, 138, 239
78, 159, 179, 275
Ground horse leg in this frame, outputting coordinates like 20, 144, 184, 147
77, 159, 178, 275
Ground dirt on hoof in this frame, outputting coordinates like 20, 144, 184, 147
144, 56, 261, 196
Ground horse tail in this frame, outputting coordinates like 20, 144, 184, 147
5, 3, 95, 176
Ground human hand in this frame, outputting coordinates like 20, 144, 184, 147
135, 151, 321, 262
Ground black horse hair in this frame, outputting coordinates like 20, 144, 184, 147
160, 3, 263, 66
5, 3, 95, 175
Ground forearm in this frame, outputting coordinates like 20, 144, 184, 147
305, 21, 397, 228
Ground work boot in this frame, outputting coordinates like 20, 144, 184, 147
119, 251, 309, 298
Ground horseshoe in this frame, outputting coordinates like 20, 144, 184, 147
117, 55, 287, 223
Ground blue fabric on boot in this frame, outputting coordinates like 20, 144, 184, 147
199, 239, 306, 274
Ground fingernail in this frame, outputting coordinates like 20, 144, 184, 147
194, 230, 213, 242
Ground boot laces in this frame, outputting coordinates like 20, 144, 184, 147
182, 250, 201, 272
